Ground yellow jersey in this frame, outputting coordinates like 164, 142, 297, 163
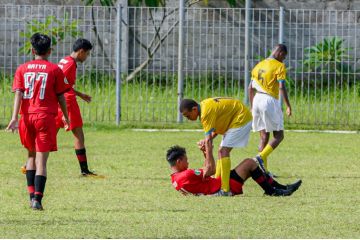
251, 58, 286, 99
200, 97, 252, 135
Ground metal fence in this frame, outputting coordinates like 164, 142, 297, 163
0, 4, 359, 129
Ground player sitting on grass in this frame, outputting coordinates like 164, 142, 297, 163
166, 143, 301, 196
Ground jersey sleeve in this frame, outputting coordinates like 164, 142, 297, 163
201, 109, 216, 135
54, 67, 71, 95
277, 63, 287, 81
12, 66, 25, 92
60, 60, 76, 86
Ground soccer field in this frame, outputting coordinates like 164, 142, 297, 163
0, 127, 359, 238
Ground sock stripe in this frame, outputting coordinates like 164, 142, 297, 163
27, 186, 35, 193
255, 175, 266, 184
34, 191, 43, 196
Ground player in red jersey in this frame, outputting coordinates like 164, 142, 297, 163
166, 143, 302, 196
6, 33, 70, 210
55, 38, 99, 176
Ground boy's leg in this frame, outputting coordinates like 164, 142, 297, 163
72, 127, 95, 175
33, 151, 49, 210
219, 147, 232, 193
26, 151, 36, 204
258, 130, 270, 169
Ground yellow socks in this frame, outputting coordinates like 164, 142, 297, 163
220, 157, 231, 192
259, 144, 274, 170
215, 159, 222, 178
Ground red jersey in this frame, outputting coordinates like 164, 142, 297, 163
12, 59, 70, 115
171, 169, 221, 195
58, 56, 77, 102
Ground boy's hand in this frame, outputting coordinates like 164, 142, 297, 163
6, 119, 18, 133
80, 93, 92, 103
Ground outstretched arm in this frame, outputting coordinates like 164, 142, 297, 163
202, 135, 216, 178
74, 89, 92, 103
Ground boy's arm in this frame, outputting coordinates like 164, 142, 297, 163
202, 135, 216, 178
248, 80, 255, 110
6, 90, 23, 132
279, 81, 291, 116
74, 89, 92, 103
58, 94, 70, 127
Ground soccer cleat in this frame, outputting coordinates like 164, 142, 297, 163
21, 165, 26, 174
255, 155, 267, 173
29, 198, 34, 208
271, 188, 293, 197
31, 200, 43, 210
81, 170, 105, 179
211, 189, 234, 197
286, 179, 302, 192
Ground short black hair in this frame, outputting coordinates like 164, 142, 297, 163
166, 145, 186, 166
30, 33, 51, 56
73, 38, 93, 52
275, 44, 287, 54
179, 99, 198, 112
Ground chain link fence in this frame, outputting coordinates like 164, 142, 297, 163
0, 4, 359, 129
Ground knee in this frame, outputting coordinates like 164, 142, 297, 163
218, 147, 230, 157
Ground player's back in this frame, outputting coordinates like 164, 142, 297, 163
13, 59, 68, 115
200, 97, 252, 134
251, 58, 286, 99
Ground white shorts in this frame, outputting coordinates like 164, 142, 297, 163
252, 93, 284, 132
220, 121, 252, 148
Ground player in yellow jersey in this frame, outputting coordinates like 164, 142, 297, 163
248, 44, 292, 177
180, 97, 252, 196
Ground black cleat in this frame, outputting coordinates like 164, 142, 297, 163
81, 170, 105, 178
286, 179, 302, 192
81, 169, 97, 176
271, 188, 293, 197
31, 200, 43, 210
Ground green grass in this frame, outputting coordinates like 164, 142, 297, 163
0, 128, 359, 238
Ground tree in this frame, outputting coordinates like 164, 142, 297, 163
81, 0, 243, 82
19, 14, 80, 55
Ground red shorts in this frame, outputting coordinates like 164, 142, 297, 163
230, 179, 243, 195
56, 100, 83, 131
19, 113, 57, 152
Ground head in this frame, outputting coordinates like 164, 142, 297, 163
270, 44, 287, 62
179, 99, 199, 121
72, 38, 93, 62
30, 33, 51, 58
166, 145, 189, 172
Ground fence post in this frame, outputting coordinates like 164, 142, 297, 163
116, 3, 123, 125
279, 6, 285, 108
177, 0, 185, 123
244, 0, 251, 105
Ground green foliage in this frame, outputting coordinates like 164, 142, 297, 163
80, 0, 115, 6
19, 14, 80, 55
303, 37, 353, 76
